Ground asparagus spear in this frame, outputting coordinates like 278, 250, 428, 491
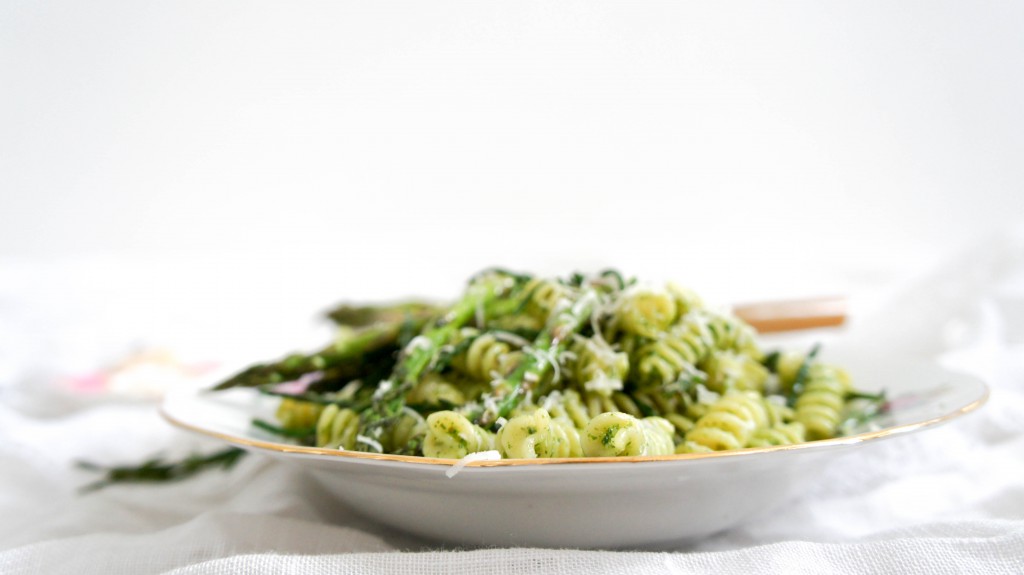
78, 448, 246, 492
212, 315, 429, 391
325, 301, 442, 328
361, 271, 525, 426
477, 287, 600, 426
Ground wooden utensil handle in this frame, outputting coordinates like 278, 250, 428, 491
731, 296, 847, 334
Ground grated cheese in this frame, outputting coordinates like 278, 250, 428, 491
372, 379, 393, 400
541, 390, 563, 412
491, 331, 531, 348
445, 450, 501, 478
584, 372, 624, 394
356, 435, 383, 453
695, 383, 721, 405
403, 335, 433, 355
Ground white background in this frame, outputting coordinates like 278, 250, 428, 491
2, 0, 1023, 351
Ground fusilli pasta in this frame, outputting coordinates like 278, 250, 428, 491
238, 269, 883, 461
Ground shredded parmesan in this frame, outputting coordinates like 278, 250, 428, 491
525, 345, 562, 382
482, 394, 500, 421
445, 450, 501, 478
552, 297, 573, 317
584, 373, 624, 394
491, 331, 531, 348
372, 379, 393, 400
403, 335, 433, 355
695, 383, 721, 405
541, 390, 563, 412
356, 435, 383, 453
402, 406, 426, 424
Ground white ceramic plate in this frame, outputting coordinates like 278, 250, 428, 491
161, 353, 987, 549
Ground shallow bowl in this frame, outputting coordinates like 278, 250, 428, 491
162, 353, 987, 548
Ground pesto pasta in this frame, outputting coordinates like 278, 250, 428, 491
218, 269, 885, 460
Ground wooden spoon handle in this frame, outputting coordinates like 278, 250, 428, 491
731, 296, 847, 334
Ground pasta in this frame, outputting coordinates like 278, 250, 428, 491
422, 410, 495, 459
521, 277, 573, 324
495, 408, 583, 458
276, 397, 324, 431
222, 269, 885, 460
581, 412, 675, 457
316, 404, 360, 450
794, 364, 852, 440
450, 328, 523, 382
702, 351, 770, 394
680, 391, 770, 452
612, 285, 678, 338
567, 336, 629, 396
406, 373, 466, 407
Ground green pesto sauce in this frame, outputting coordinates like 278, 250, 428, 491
601, 425, 621, 447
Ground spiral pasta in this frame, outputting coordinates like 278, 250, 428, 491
422, 410, 495, 459
613, 285, 678, 338
379, 408, 427, 454
581, 412, 675, 457
632, 313, 715, 387
556, 389, 646, 422
406, 373, 466, 407
543, 389, 592, 430
496, 408, 583, 458
703, 311, 763, 361
632, 309, 766, 388
316, 404, 361, 450
568, 337, 629, 396
773, 350, 808, 390
666, 282, 704, 316
276, 398, 324, 431
748, 422, 806, 447
702, 351, 770, 394
450, 329, 523, 382
249, 269, 880, 461
682, 391, 770, 452
522, 278, 574, 323
794, 364, 851, 440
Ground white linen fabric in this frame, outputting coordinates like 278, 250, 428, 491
1, 232, 1023, 574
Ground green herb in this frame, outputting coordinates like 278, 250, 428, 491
601, 425, 621, 447
77, 447, 246, 493
840, 390, 889, 435
787, 343, 821, 407
598, 269, 628, 290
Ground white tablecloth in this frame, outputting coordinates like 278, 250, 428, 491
2, 232, 1023, 574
